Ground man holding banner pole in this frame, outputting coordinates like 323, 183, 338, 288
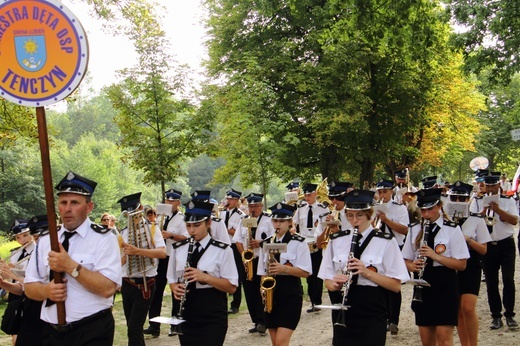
24, 172, 122, 345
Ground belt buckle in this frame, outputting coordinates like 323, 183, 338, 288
491, 241, 498, 245
51, 323, 72, 333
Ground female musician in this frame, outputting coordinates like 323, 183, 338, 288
167, 200, 238, 345
0, 220, 35, 346
318, 190, 409, 346
447, 181, 491, 346
402, 188, 470, 346
257, 202, 312, 346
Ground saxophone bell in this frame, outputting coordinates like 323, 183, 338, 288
241, 218, 258, 281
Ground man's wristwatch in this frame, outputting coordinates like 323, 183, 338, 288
71, 264, 83, 278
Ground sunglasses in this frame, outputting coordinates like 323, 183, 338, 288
101, 218, 109, 222
449, 195, 469, 202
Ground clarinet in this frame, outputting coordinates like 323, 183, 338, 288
412, 219, 431, 303
335, 226, 360, 328
171, 237, 195, 335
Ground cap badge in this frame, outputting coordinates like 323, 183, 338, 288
353, 191, 359, 196
193, 191, 198, 197
188, 201, 195, 209
455, 181, 461, 187
66, 172, 75, 181
331, 182, 336, 187
276, 203, 282, 209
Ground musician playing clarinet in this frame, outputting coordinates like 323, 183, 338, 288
318, 190, 408, 346
402, 188, 469, 346
167, 200, 238, 345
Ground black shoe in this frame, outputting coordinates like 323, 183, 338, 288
306, 305, 321, 313
168, 326, 178, 337
143, 327, 160, 337
248, 325, 258, 333
490, 317, 503, 330
256, 324, 267, 334
506, 317, 519, 329
388, 323, 398, 335
227, 307, 239, 314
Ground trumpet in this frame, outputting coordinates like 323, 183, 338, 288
260, 229, 278, 313
241, 217, 257, 281
334, 227, 360, 328
484, 193, 497, 226
171, 237, 195, 335
412, 219, 431, 303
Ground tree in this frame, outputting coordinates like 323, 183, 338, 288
445, 0, 520, 82
203, 0, 485, 185
105, 1, 213, 198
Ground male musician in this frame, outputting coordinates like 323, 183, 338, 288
191, 190, 231, 244
292, 183, 328, 313
144, 189, 188, 337
470, 172, 519, 330
119, 192, 166, 346
374, 178, 409, 335
233, 193, 276, 334
24, 171, 122, 346
393, 169, 417, 203
421, 175, 438, 189
221, 189, 246, 314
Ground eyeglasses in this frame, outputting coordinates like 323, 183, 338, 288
101, 218, 109, 222
449, 195, 469, 202
346, 213, 367, 220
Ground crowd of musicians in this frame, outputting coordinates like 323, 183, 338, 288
0, 168, 519, 346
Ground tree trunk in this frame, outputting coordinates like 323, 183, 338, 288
359, 158, 375, 188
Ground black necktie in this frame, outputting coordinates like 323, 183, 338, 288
307, 205, 313, 229
191, 242, 202, 268
352, 234, 363, 285
224, 210, 231, 228
62, 231, 76, 252
18, 249, 27, 262
46, 231, 76, 307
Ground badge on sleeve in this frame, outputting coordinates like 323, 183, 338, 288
435, 244, 446, 254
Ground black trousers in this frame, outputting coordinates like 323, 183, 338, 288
242, 258, 264, 325
229, 243, 244, 310
386, 290, 402, 325
122, 278, 156, 346
307, 250, 323, 306
42, 309, 114, 346
147, 256, 171, 330
483, 237, 516, 319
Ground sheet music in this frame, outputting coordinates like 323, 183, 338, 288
482, 194, 500, 208
445, 202, 469, 218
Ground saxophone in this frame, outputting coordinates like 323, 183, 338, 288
171, 237, 195, 335
260, 229, 278, 313
241, 218, 256, 281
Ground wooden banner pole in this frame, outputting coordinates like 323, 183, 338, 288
35, 106, 66, 325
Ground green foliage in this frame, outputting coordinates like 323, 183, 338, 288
105, 1, 213, 194
203, 0, 485, 185
446, 0, 520, 83
0, 140, 46, 231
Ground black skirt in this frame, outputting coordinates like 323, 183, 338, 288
332, 285, 387, 346
264, 275, 303, 330
458, 250, 482, 295
179, 287, 228, 346
412, 266, 459, 326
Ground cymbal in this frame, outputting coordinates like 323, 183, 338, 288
469, 157, 489, 171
